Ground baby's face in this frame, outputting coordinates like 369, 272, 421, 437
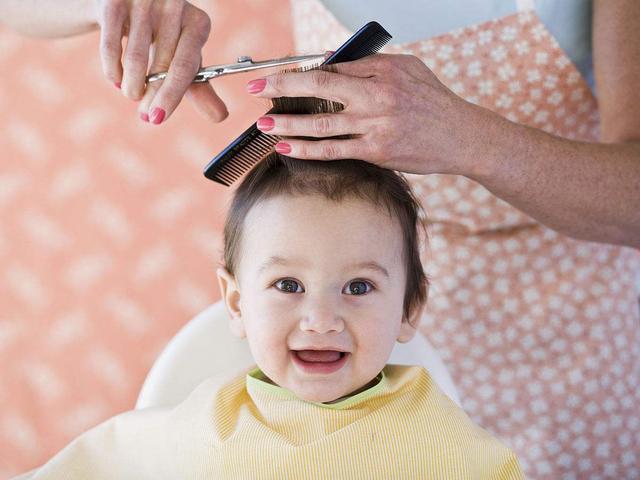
217, 194, 423, 403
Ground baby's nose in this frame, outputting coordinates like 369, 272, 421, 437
299, 301, 345, 333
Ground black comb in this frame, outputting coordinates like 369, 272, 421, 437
203, 21, 392, 186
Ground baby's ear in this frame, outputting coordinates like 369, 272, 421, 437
396, 285, 429, 343
216, 267, 246, 339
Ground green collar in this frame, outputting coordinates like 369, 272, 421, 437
246, 367, 387, 410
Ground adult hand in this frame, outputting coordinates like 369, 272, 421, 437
95, 0, 228, 124
247, 53, 500, 176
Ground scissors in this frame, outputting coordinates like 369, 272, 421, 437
145, 54, 327, 84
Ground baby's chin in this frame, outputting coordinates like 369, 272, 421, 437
268, 374, 348, 403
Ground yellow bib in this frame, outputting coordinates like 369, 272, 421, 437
29, 365, 524, 479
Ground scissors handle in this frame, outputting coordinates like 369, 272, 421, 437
146, 54, 325, 84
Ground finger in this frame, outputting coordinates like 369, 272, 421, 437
148, 7, 222, 124
121, 2, 153, 100
185, 82, 229, 122
274, 138, 369, 161
247, 70, 367, 106
137, 3, 184, 121
321, 53, 390, 78
99, 1, 127, 87
256, 112, 361, 138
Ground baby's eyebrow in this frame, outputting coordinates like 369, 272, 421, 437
257, 256, 389, 278
350, 261, 390, 278
257, 255, 300, 275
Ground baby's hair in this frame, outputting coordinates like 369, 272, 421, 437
220, 77, 429, 324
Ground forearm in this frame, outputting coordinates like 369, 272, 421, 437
467, 108, 640, 248
0, 0, 98, 37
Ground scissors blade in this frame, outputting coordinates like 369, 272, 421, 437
146, 54, 326, 84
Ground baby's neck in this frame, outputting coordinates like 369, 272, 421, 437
260, 373, 382, 404
322, 376, 382, 404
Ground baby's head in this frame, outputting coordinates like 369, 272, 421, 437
216, 151, 429, 403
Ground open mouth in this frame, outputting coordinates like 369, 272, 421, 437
291, 350, 350, 374
292, 350, 346, 362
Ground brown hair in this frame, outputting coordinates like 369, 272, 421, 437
219, 89, 429, 324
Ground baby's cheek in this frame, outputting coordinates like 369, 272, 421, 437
355, 320, 396, 352
252, 286, 290, 311
246, 329, 285, 373
258, 295, 294, 318
264, 301, 303, 329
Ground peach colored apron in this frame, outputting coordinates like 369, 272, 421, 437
290, 0, 640, 478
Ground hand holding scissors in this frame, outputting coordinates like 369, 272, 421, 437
94, 0, 322, 125
142, 53, 324, 123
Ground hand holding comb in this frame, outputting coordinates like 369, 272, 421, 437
203, 21, 392, 187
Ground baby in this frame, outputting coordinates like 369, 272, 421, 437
18, 96, 524, 479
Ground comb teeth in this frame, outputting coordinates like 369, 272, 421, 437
204, 125, 281, 186
204, 21, 392, 187
348, 32, 392, 59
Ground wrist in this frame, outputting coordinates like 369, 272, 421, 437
65, 0, 100, 33
50, 0, 100, 36
84, 0, 101, 26
459, 103, 523, 182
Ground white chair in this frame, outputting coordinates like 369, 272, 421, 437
136, 300, 462, 409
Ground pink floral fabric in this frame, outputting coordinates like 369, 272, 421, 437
291, 0, 640, 478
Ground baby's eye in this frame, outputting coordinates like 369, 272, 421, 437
344, 280, 374, 296
274, 278, 304, 293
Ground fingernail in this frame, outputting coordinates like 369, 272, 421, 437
246, 78, 266, 94
275, 142, 291, 154
140, 112, 149, 122
114, 81, 121, 89
150, 107, 165, 125
256, 116, 275, 131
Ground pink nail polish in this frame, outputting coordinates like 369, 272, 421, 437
257, 116, 275, 131
115, 81, 121, 89
275, 142, 291, 154
150, 107, 165, 125
140, 112, 149, 122
246, 79, 267, 94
